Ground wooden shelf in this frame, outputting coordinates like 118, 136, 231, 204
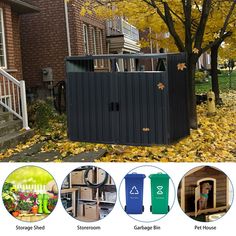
61, 188, 77, 217
66, 207, 73, 212
79, 199, 96, 202
61, 188, 78, 194
99, 201, 116, 204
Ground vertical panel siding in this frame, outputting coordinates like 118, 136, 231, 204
67, 72, 114, 143
66, 54, 190, 145
167, 54, 190, 142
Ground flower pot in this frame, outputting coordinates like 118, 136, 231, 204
32, 205, 38, 215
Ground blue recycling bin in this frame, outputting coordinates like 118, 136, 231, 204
124, 173, 146, 214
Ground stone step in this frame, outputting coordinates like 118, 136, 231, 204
0, 112, 12, 125
0, 129, 34, 152
0, 120, 22, 138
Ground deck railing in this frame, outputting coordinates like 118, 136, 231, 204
106, 17, 139, 42
0, 68, 29, 130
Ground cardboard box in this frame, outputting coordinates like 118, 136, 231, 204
80, 187, 93, 200
71, 170, 93, 184
84, 204, 99, 220
97, 168, 108, 184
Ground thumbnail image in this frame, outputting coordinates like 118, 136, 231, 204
2, 165, 58, 222
177, 166, 233, 222
61, 165, 117, 222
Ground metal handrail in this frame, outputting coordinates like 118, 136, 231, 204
0, 68, 29, 130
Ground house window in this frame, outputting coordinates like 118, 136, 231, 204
98, 29, 104, 67
83, 24, 89, 54
0, 8, 7, 68
91, 27, 97, 67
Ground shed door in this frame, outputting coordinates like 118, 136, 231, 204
115, 72, 168, 145
195, 185, 201, 217
67, 72, 115, 143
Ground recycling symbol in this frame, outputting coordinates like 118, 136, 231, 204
157, 186, 163, 195
130, 186, 139, 195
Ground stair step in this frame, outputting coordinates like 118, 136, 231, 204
0, 129, 34, 152
0, 112, 13, 124
0, 120, 22, 137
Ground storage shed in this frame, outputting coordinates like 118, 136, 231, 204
178, 166, 230, 219
66, 53, 190, 145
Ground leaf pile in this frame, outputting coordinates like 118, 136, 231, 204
0, 91, 235, 162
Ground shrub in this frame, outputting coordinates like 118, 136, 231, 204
195, 70, 206, 83
28, 99, 64, 132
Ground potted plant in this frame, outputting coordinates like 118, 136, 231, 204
2, 183, 17, 213
16, 192, 38, 214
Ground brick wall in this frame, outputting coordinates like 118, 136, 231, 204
21, 0, 107, 97
0, 1, 22, 80
12, 11, 23, 80
20, 0, 68, 96
68, 0, 107, 56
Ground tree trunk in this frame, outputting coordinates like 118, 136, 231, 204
187, 54, 198, 129
211, 44, 221, 104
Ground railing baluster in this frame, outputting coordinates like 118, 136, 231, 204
7, 79, 12, 109
12, 82, 16, 112
3, 76, 6, 101
17, 86, 21, 116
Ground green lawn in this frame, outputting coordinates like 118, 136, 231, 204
195, 70, 236, 94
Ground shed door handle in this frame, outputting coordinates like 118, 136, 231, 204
115, 102, 119, 111
109, 102, 114, 111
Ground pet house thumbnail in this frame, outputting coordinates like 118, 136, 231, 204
178, 166, 232, 220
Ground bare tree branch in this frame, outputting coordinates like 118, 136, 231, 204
220, 1, 236, 36
162, 2, 185, 51
202, 31, 233, 53
194, 0, 212, 49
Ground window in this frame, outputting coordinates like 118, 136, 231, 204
0, 8, 7, 68
98, 29, 104, 67
91, 27, 97, 67
83, 24, 89, 54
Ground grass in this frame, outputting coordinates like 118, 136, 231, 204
195, 70, 236, 94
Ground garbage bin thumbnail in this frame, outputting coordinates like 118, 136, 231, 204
149, 173, 169, 214
124, 173, 146, 214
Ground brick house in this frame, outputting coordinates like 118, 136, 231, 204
20, 0, 108, 98
20, 0, 140, 98
0, 0, 38, 150
0, 0, 38, 79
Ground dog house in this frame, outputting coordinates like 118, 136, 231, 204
66, 53, 189, 146
178, 166, 231, 218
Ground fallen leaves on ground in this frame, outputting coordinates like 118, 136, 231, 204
0, 91, 235, 162
99, 91, 236, 162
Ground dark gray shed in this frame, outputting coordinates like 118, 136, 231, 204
66, 53, 189, 145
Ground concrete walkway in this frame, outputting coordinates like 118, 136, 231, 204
0, 143, 107, 162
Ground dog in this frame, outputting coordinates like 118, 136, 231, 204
198, 182, 212, 210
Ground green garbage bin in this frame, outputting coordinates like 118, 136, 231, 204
149, 173, 170, 214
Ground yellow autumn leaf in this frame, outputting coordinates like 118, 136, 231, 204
193, 48, 199, 54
